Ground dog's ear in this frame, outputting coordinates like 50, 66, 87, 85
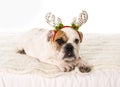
78, 31, 83, 43
47, 30, 55, 41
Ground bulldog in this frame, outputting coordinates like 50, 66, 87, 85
17, 11, 91, 72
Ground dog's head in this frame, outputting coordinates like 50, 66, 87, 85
46, 11, 88, 62
47, 28, 83, 62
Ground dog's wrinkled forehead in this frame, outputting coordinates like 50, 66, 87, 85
54, 29, 68, 42
54, 28, 79, 42
61, 28, 80, 40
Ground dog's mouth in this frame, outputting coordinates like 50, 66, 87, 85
63, 51, 76, 58
63, 57, 76, 62
63, 52, 76, 62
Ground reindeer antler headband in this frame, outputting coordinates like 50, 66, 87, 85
45, 11, 88, 41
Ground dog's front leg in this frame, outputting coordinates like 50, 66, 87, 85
40, 58, 75, 72
75, 57, 91, 73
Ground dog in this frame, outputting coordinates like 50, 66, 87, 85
17, 11, 91, 72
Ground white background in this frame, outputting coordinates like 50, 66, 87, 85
0, 0, 120, 33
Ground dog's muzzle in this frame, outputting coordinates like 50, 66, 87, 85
63, 43, 76, 61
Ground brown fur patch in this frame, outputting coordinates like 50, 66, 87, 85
47, 30, 54, 41
78, 31, 83, 43
53, 30, 68, 50
17, 49, 26, 54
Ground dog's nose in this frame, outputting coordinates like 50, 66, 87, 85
64, 43, 75, 58
64, 43, 74, 52
63, 43, 76, 61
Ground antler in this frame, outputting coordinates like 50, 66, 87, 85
72, 11, 88, 28
45, 12, 62, 27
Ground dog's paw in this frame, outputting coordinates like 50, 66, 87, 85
58, 63, 75, 72
79, 66, 91, 73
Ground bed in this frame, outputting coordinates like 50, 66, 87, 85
0, 32, 120, 87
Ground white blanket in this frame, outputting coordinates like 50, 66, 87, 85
0, 33, 120, 77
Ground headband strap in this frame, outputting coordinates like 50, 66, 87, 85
52, 26, 81, 42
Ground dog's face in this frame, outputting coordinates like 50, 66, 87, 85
48, 28, 83, 62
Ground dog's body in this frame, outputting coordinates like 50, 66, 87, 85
17, 28, 91, 72
17, 29, 55, 59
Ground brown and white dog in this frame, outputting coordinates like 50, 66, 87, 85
17, 11, 91, 72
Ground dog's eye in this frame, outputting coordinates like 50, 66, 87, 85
74, 39, 79, 44
55, 38, 65, 45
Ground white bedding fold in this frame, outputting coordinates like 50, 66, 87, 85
0, 69, 120, 87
